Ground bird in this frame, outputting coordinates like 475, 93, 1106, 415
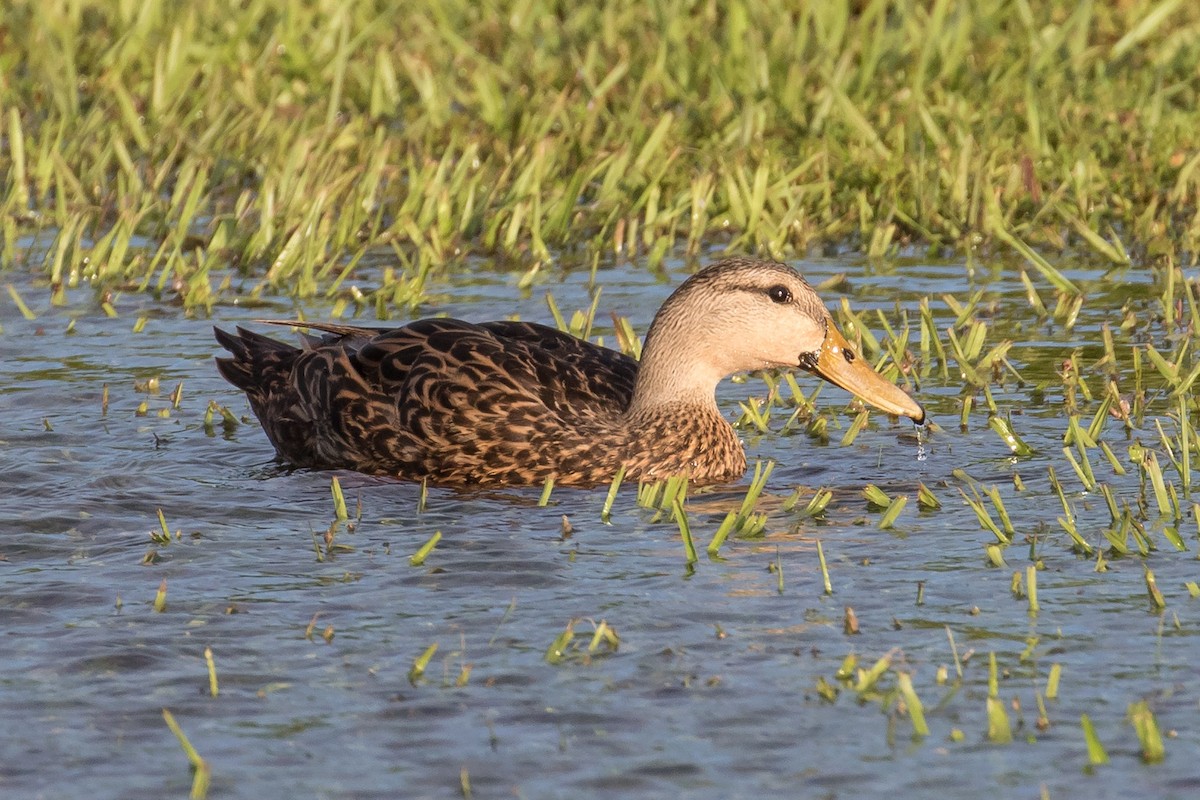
214, 257, 925, 487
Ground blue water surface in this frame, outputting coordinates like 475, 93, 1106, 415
1, 252, 1198, 799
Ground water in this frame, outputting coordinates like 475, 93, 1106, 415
2, 254, 1199, 799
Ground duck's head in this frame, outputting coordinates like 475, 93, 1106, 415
636, 257, 926, 423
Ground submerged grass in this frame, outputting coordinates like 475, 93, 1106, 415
162, 708, 211, 800
4, 1, 1200, 311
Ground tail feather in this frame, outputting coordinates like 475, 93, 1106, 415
213, 326, 298, 393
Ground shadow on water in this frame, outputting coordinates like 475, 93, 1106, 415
2, 254, 1199, 798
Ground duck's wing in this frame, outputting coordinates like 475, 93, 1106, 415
216, 319, 639, 481
352, 319, 637, 422
346, 319, 636, 482
248, 319, 643, 412
478, 321, 638, 412
246, 319, 640, 412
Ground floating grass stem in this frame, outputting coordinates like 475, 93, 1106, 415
946, 626, 964, 681
674, 496, 697, 565
815, 676, 839, 703
863, 484, 892, 509
1144, 452, 1175, 520
1062, 445, 1097, 492
987, 652, 1000, 698
895, 672, 929, 738
1144, 566, 1167, 609
331, 476, 348, 521
537, 476, 555, 507
410, 531, 442, 567
544, 622, 575, 665
741, 460, 774, 512
1128, 700, 1166, 763
153, 508, 172, 544
835, 653, 858, 682
1046, 663, 1062, 699
408, 643, 439, 685
817, 540, 832, 594
983, 486, 1015, 538
839, 410, 870, 446
1026, 565, 1039, 615
1099, 484, 1120, 522
1058, 516, 1092, 555
736, 397, 771, 433
1162, 523, 1187, 552
1099, 441, 1126, 475
587, 620, 620, 653
705, 463, 772, 544
706, 511, 737, 558
878, 495, 908, 529
1047, 466, 1093, 554
958, 395, 973, 430
642, 475, 689, 519
989, 415, 1034, 456
986, 696, 1013, 744
780, 486, 802, 512
1178, 393, 1192, 493
600, 465, 625, 524
1081, 714, 1109, 765
958, 487, 1009, 543
803, 488, 834, 517
1087, 395, 1113, 441
5, 285, 36, 320
162, 709, 211, 800
204, 647, 218, 698
917, 483, 941, 510
853, 652, 891, 695
637, 481, 664, 509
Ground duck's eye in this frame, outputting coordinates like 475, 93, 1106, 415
767, 285, 792, 304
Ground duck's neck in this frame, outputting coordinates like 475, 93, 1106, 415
625, 342, 724, 419
619, 331, 745, 484
624, 302, 729, 416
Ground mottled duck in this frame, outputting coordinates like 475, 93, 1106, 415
215, 257, 925, 486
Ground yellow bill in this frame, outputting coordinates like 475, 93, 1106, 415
806, 322, 925, 423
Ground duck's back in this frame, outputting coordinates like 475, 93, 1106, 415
215, 319, 640, 483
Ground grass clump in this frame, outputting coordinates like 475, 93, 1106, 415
3, 1, 1200, 310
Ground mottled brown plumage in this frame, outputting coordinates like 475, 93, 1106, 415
215, 257, 925, 487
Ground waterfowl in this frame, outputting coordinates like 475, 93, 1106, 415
214, 257, 924, 487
